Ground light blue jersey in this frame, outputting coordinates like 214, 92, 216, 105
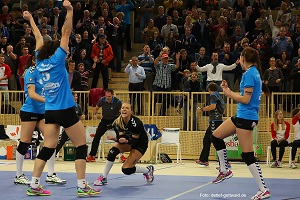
20, 66, 45, 114
237, 66, 262, 120
36, 47, 75, 110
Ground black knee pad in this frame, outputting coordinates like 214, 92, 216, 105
76, 145, 88, 160
241, 152, 257, 166
17, 141, 31, 155
107, 147, 120, 162
122, 167, 136, 175
36, 147, 55, 162
210, 134, 226, 151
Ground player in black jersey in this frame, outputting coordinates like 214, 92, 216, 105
93, 102, 154, 186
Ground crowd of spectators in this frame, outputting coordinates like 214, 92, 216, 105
1, 0, 300, 111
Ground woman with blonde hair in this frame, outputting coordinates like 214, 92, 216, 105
270, 110, 290, 168
93, 102, 154, 186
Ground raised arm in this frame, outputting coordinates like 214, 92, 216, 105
60, 0, 73, 52
23, 11, 43, 50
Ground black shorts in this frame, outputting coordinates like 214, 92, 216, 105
45, 107, 79, 128
132, 141, 148, 155
231, 116, 258, 131
20, 110, 44, 122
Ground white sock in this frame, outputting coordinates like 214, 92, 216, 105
47, 150, 56, 176
217, 149, 228, 172
30, 177, 40, 188
248, 162, 267, 191
16, 151, 24, 177
78, 179, 86, 188
103, 161, 114, 178
135, 166, 148, 174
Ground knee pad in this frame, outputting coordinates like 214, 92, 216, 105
17, 141, 31, 155
76, 145, 88, 160
241, 152, 257, 166
122, 167, 136, 175
37, 147, 55, 162
107, 147, 120, 162
210, 134, 226, 151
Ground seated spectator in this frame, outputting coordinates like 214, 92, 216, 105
270, 110, 290, 168
290, 108, 300, 169
142, 19, 159, 44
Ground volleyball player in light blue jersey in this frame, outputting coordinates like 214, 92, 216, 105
15, 55, 66, 186
23, 1, 100, 197
210, 47, 270, 200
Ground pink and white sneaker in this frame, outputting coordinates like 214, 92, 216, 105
251, 188, 271, 200
212, 170, 233, 184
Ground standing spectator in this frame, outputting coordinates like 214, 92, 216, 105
172, 10, 184, 36
219, 43, 235, 90
153, 52, 179, 116
154, 6, 167, 34
263, 57, 283, 109
75, 10, 95, 35
3, 45, 17, 90
164, 0, 183, 14
196, 82, 225, 165
116, 0, 134, 52
270, 110, 290, 168
196, 52, 238, 91
192, 11, 211, 55
276, 51, 291, 92
271, 26, 293, 59
14, 37, 31, 57
17, 46, 31, 88
138, 44, 155, 91
142, 19, 159, 44
139, 0, 155, 31
23, 27, 36, 51
90, 34, 114, 89
0, 54, 11, 104
67, 60, 82, 91
125, 56, 146, 115
276, 2, 291, 26
0, 35, 10, 54
106, 17, 123, 72
87, 89, 122, 162
180, 27, 197, 60
148, 31, 163, 59
290, 108, 300, 169
290, 59, 300, 105
161, 16, 179, 42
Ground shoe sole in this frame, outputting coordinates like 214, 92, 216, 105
45, 180, 67, 184
78, 190, 102, 197
26, 192, 51, 196
94, 182, 107, 186
14, 181, 30, 185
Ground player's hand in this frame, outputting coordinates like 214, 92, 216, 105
23, 11, 33, 20
221, 80, 228, 89
63, 0, 73, 10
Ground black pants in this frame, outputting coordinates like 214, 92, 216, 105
271, 139, 289, 161
55, 130, 69, 155
152, 85, 171, 116
91, 62, 109, 89
199, 121, 223, 162
125, 24, 131, 51
89, 119, 115, 156
291, 140, 300, 160
129, 82, 144, 115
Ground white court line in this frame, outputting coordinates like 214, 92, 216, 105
165, 181, 212, 200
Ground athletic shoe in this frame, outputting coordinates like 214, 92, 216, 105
212, 170, 233, 184
94, 176, 107, 186
277, 161, 282, 168
143, 165, 154, 184
216, 162, 232, 171
290, 161, 298, 169
14, 174, 30, 185
195, 160, 209, 166
45, 173, 66, 184
251, 188, 271, 200
86, 155, 96, 162
120, 154, 127, 163
77, 184, 102, 197
270, 161, 277, 168
26, 185, 51, 196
